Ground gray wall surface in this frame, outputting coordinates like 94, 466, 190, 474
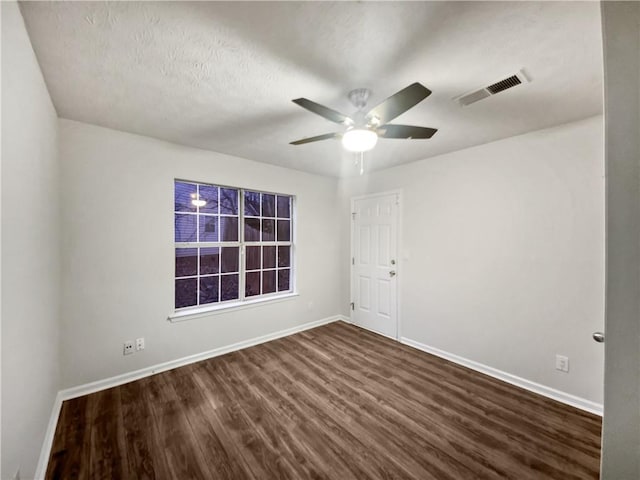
1, 2, 62, 478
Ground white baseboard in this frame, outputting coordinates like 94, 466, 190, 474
35, 314, 342, 478
34, 391, 63, 480
400, 337, 603, 416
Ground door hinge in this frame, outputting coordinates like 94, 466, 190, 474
351, 257, 355, 265
350, 302, 355, 311
352, 212, 356, 220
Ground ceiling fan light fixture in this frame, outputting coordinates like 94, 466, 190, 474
342, 128, 378, 152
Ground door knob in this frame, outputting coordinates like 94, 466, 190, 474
389, 270, 396, 277
592, 332, 605, 343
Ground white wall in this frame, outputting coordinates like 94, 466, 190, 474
339, 116, 605, 405
1, 2, 61, 479
600, 2, 640, 477
58, 119, 342, 388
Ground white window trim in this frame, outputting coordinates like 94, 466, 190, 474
168, 291, 299, 322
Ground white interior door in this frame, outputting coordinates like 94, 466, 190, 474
352, 193, 399, 339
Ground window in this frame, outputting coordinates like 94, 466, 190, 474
174, 180, 293, 311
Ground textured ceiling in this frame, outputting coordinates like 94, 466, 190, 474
20, 1, 603, 177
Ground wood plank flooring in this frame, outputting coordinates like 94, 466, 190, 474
46, 321, 602, 479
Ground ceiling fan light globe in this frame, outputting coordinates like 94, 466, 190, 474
342, 128, 378, 152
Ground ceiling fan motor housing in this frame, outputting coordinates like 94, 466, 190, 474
348, 88, 371, 110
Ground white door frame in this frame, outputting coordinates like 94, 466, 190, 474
350, 189, 403, 340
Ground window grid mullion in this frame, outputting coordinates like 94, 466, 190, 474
175, 242, 240, 248
217, 187, 222, 303
195, 184, 200, 306
260, 243, 264, 295
239, 189, 246, 302
243, 242, 292, 247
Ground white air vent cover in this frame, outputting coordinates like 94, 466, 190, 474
455, 70, 530, 106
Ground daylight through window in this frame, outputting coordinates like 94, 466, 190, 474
174, 180, 293, 310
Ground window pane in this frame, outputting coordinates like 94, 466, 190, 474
200, 247, 219, 275
198, 215, 218, 242
261, 219, 275, 242
244, 191, 260, 216
199, 185, 218, 214
175, 214, 197, 242
220, 216, 238, 242
262, 194, 275, 217
221, 247, 239, 273
244, 218, 260, 241
277, 195, 290, 218
200, 276, 219, 304
175, 181, 197, 212
246, 246, 261, 270
245, 271, 260, 297
278, 269, 290, 292
221, 274, 239, 301
277, 220, 290, 241
278, 246, 290, 268
263, 270, 276, 294
220, 188, 238, 215
263, 246, 276, 269
175, 248, 197, 277
175, 278, 197, 308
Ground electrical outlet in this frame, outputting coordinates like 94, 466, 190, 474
555, 354, 569, 373
136, 337, 145, 351
123, 340, 134, 355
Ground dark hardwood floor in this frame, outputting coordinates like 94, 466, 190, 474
46, 321, 602, 479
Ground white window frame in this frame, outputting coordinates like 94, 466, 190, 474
169, 180, 296, 322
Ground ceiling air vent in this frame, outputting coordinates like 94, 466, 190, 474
455, 69, 530, 106
486, 75, 522, 94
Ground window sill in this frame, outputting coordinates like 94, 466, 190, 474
168, 292, 299, 323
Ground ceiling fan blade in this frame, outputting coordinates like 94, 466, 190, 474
292, 98, 352, 125
367, 83, 432, 125
377, 124, 438, 139
290, 132, 340, 145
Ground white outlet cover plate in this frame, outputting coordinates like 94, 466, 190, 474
555, 355, 569, 372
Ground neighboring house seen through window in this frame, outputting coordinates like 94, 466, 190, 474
174, 180, 293, 311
